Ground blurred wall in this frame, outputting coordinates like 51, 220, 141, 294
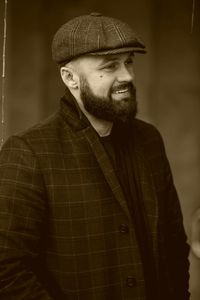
1, 0, 200, 298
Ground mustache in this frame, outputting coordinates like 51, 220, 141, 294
111, 82, 136, 93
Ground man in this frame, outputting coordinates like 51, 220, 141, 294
0, 13, 190, 300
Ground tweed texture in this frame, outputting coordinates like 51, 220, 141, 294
52, 13, 146, 64
0, 94, 190, 300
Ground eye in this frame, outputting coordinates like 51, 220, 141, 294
125, 58, 134, 66
102, 62, 118, 71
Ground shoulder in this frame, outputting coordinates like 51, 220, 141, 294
133, 118, 164, 147
131, 118, 170, 168
1, 110, 68, 154
17, 111, 64, 140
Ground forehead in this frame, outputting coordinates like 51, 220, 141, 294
93, 52, 134, 63
75, 52, 134, 72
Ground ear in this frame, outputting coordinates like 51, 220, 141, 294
60, 66, 79, 90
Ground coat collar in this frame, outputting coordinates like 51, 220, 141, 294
59, 90, 90, 132
59, 91, 132, 220
82, 125, 133, 221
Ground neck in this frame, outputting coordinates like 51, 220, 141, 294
88, 115, 113, 137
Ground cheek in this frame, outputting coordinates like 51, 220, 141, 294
95, 83, 111, 96
88, 74, 114, 96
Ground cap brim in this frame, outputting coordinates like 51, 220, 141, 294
90, 46, 147, 55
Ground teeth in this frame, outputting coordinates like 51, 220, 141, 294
115, 88, 129, 94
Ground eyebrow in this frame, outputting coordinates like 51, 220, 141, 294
98, 53, 135, 66
97, 56, 118, 67
101, 56, 118, 62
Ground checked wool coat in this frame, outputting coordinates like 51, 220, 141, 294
0, 93, 190, 300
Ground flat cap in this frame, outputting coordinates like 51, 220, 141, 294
52, 13, 146, 64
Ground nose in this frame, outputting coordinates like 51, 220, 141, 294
116, 64, 135, 82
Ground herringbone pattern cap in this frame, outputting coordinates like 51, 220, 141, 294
52, 12, 146, 64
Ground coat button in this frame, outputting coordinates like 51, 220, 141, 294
119, 223, 129, 233
126, 276, 136, 287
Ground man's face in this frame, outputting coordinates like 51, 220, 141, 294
78, 52, 138, 122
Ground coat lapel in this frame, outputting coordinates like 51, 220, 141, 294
133, 144, 159, 259
81, 124, 159, 246
60, 94, 158, 253
82, 126, 132, 222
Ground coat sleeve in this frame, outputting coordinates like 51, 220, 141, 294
0, 136, 53, 300
158, 132, 190, 300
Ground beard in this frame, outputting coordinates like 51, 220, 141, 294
79, 75, 138, 123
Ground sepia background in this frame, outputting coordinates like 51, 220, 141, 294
0, 0, 200, 298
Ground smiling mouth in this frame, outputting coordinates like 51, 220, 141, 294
114, 88, 129, 94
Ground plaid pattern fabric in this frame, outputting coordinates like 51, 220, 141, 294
52, 14, 146, 64
0, 95, 190, 300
